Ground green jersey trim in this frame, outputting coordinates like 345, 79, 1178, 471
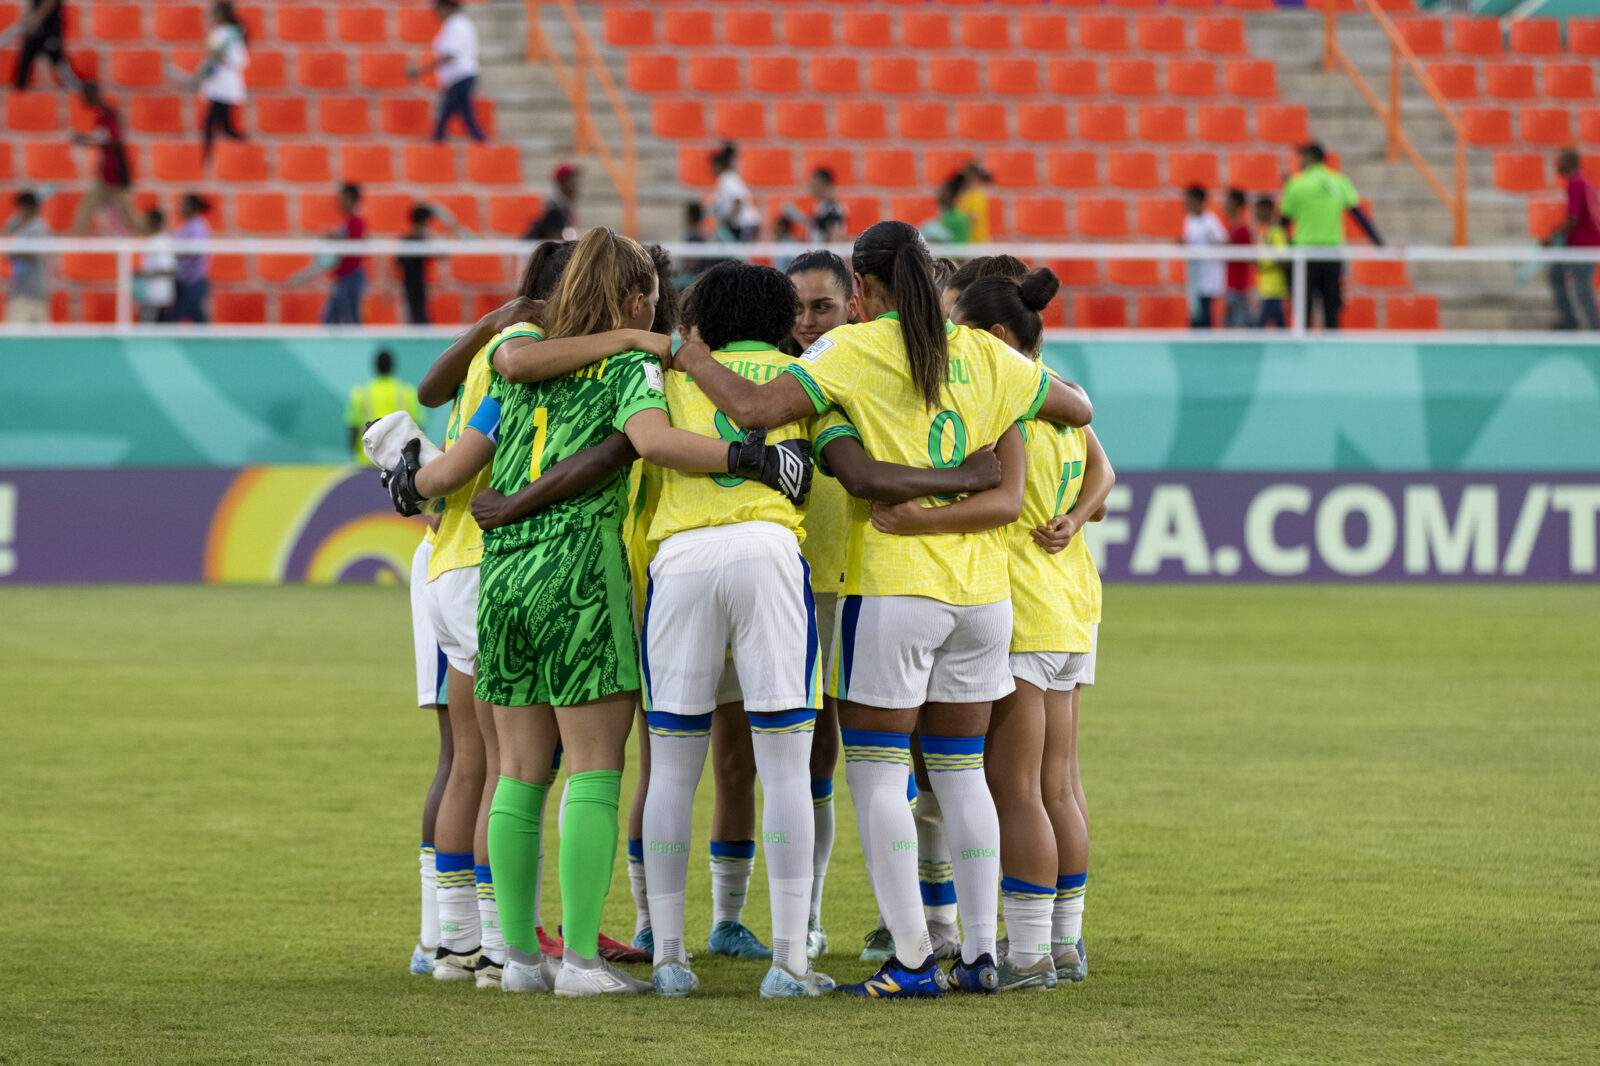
781, 363, 830, 415
614, 393, 669, 432
720, 339, 776, 352
1021, 364, 1050, 422
813, 421, 861, 478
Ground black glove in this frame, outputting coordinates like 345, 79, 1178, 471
727, 428, 813, 506
381, 438, 427, 517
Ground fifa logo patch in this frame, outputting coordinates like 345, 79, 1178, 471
800, 336, 834, 362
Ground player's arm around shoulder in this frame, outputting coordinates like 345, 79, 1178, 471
1034, 425, 1116, 553
871, 423, 1026, 536
473, 432, 639, 532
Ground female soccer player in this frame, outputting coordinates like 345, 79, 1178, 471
668, 220, 1093, 997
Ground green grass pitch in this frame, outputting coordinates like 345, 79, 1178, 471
3, 584, 1597, 1065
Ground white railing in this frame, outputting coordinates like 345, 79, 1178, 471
2, 236, 1597, 339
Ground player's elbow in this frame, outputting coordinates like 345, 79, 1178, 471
831, 463, 888, 503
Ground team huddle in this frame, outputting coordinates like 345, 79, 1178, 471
371, 219, 1112, 1000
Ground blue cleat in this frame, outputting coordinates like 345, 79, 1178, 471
652, 960, 699, 997
706, 920, 772, 959
409, 944, 434, 976
760, 965, 836, 998
837, 955, 947, 999
632, 927, 654, 955
1054, 938, 1087, 983
948, 952, 999, 994
858, 925, 894, 963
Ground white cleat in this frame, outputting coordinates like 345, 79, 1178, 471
554, 958, 652, 997
474, 957, 503, 989
652, 960, 699, 997
432, 948, 481, 982
806, 919, 829, 960
502, 954, 558, 993
759, 964, 836, 998
927, 922, 963, 962
409, 945, 434, 976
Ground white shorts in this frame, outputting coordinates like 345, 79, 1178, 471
831, 595, 1014, 709
641, 522, 822, 715
423, 563, 480, 676
410, 539, 447, 709
1009, 626, 1099, 693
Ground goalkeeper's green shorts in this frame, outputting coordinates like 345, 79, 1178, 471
475, 523, 640, 708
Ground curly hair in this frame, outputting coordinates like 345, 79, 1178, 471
683, 260, 800, 352
645, 243, 680, 336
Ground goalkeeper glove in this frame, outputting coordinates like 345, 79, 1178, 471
381, 438, 428, 517
727, 428, 813, 506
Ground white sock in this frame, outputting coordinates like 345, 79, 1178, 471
913, 788, 959, 930
476, 865, 504, 965
1053, 873, 1087, 948
709, 844, 755, 927
627, 839, 651, 936
435, 852, 480, 952
641, 715, 710, 965
750, 715, 817, 975
809, 778, 835, 925
842, 728, 930, 969
920, 736, 999, 965
419, 844, 439, 951
1000, 880, 1055, 968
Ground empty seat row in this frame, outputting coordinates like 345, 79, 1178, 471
1425, 61, 1597, 102
1461, 106, 1600, 148
73, 4, 444, 47
96, 49, 428, 91
1396, 17, 1600, 58
628, 53, 1275, 98
2, 93, 495, 138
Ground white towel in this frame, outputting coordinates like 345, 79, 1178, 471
362, 411, 443, 470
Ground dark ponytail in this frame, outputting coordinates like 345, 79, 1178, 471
953, 267, 1059, 358
853, 220, 948, 410
516, 239, 575, 302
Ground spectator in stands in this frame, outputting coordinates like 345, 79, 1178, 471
345, 349, 423, 462
525, 163, 580, 240
922, 176, 971, 245
809, 168, 847, 242
1280, 142, 1381, 331
709, 142, 761, 242
956, 161, 992, 244
397, 201, 470, 326
676, 201, 711, 287
1180, 185, 1227, 329
196, 2, 249, 163
172, 193, 213, 323
773, 216, 800, 273
70, 83, 140, 235
410, 0, 485, 144
1223, 189, 1253, 328
321, 183, 367, 325
9, 0, 76, 91
3, 190, 51, 325
1254, 195, 1289, 330
1543, 148, 1600, 332
136, 208, 176, 323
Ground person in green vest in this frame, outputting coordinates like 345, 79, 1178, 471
347, 349, 424, 462
1279, 142, 1382, 330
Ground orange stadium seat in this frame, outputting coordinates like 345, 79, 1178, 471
1077, 103, 1127, 142
1486, 63, 1538, 100
1136, 15, 1185, 52
664, 10, 714, 47
92, 4, 142, 41
1018, 14, 1070, 51
1074, 295, 1126, 329
1078, 15, 1127, 52
233, 6, 265, 41
1136, 199, 1185, 237
1108, 59, 1158, 97
215, 293, 267, 324
1395, 18, 1445, 56
1546, 64, 1595, 101
931, 57, 980, 94
215, 143, 268, 182
1386, 295, 1439, 330
80, 291, 119, 325
336, 7, 387, 45
208, 254, 249, 284
1229, 151, 1280, 190
751, 56, 800, 94
1047, 59, 1098, 96
838, 100, 887, 139
985, 149, 1037, 188
1196, 15, 1247, 54
1046, 150, 1099, 189
1014, 198, 1068, 237
298, 52, 349, 89
1197, 104, 1249, 144
725, 10, 774, 47
6, 94, 59, 131
742, 147, 793, 188
842, 196, 881, 229
450, 256, 508, 285
688, 56, 741, 94
154, 5, 207, 42
1451, 17, 1503, 56
1256, 104, 1310, 144
627, 55, 678, 94
404, 144, 457, 184
1527, 200, 1565, 238
989, 57, 1038, 96
298, 194, 342, 232
1075, 196, 1128, 238
1579, 109, 1600, 143
362, 294, 400, 327
1350, 260, 1409, 287
1107, 150, 1160, 190
431, 194, 478, 234
1169, 150, 1220, 187
802, 148, 854, 187
1509, 18, 1561, 55
1048, 258, 1099, 287
0, 144, 12, 182
1571, 19, 1600, 57
358, 53, 409, 90
129, 96, 183, 134
603, 9, 653, 47
1493, 152, 1546, 191
887, 197, 937, 231
60, 253, 115, 281
783, 12, 832, 49
956, 102, 1006, 141
1521, 108, 1572, 147
897, 101, 948, 140
776, 100, 827, 139
363, 194, 412, 234
110, 50, 163, 87
279, 144, 331, 183
248, 52, 287, 90
467, 145, 520, 185
277, 291, 322, 325
1137, 295, 1189, 329
1168, 59, 1218, 97
319, 98, 371, 136
1107, 260, 1162, 286
903, 12, 951, 49
871, 57, 921, 95
489, 194, 542, 235
1225, 59, 1276, 97
276, 6, 326, 43
1426, 62, 1477, 99
428, 293, 464, 325
1461, 107, 1513, 145
810, 57, 861, 94
652, 100, 704, 139
41, 192, 82, 229
1137, 104, 1188, 143
340, 144, 393, 184
924, 149, 973, 187
236, 193, 289, 233
841, 12, 892, 49
714, 100, 766, 139
150, 143, 204, 182
960, 13, 1010, 50
1018, 103, 1068, 142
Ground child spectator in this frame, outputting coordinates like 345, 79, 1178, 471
1223, 188, 1253, 327
4, 190, 51, 325
172, 193, 213, 323
1254, 196, 1289, 330
137, 208, 177, 323
1180, 185, 1227, 328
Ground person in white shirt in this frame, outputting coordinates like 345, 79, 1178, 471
197, 2, 249, 162
710, 142, 761, 242
137, 208, 177, 323
411, 1, 485, 143
1180, 185, 1228, 329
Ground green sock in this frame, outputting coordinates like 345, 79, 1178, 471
559, 770, 622, 960
487, 775, 547, 957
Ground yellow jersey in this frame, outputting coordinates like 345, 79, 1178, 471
648, 342, 815, 544
427, 324, 535, 581
801, 471, 849, 595
346, 375, 423, 464
624, 459, 660, 621
1009, 417, 1100, 652
788, 315, 1049, 606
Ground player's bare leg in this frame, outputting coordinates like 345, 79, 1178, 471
1042, 688, 1088, 982
705, 705, 769, 958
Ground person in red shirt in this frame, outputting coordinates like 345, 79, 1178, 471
70, 82, 140, 235
1222, 188, 1254, 328
1545, 149, 1600, 331
322, 182, 367, 325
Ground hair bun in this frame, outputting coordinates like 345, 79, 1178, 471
1018, 268, 1060, 313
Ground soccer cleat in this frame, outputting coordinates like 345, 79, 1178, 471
431, 946, 481, 982
995, 955, 1058, 992
706, 920, 773, 959
502, 954, 557, 993
536, 926, 564, 957
1054, 938, 1087, 983
806, 919, 829, 960
409, 944, 434, 976
651, 960, 699, 998
927, 921, 962, 962
948, 952, 999, 994
760, 964, 836, 999
837, 954, 947, 999
859, 926, 894, 963
474, 957, 503, 989
554, 959, 652, 997
599, 930, 652, 964
632, 927, 655, 955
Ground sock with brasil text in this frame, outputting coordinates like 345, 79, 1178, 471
486, 776, 547, 961
627, 838, 651, 938
808, 778, 835, 926
750, 710, 817, 976
475, 865, 504, 966
920, 735, 999, 966
709, 839, 756, 928
1053, 872, 1087, 950
642, 712, 711, 965
418, 844, 439, 953
435, 851, 479, 952
559, 770, 623, 963
842, 728, 931, 969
